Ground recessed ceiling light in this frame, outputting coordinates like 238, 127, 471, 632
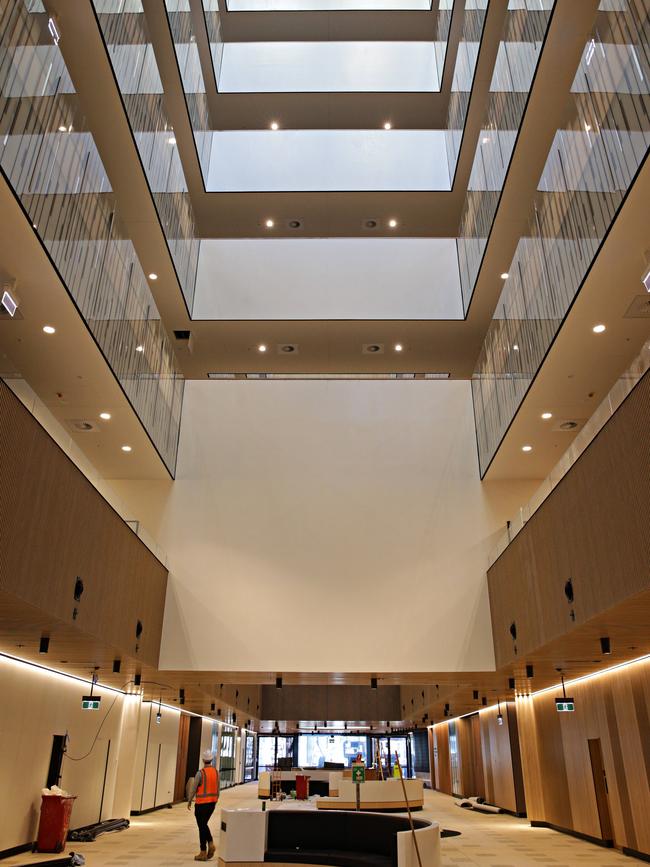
270, 121, 279, 130
258, 344, 267, 353
43, 325, 56, 334
167, 137, 176, 145
521, 445, 532, 452
592, 323, 606, 333
121, 445, 132, 452
383, 122, 392, 130
501, 272, 509, 279
148, 273, 158, 280
394, 343, 403, 352
265, 219, 274, 228
481, 136, 490, 144
541, 412, 553, 420
584, 123, 592, 132
388, 219, 398, 228
135, 344, 144, 352
512, 344, 519, 351
99, 412, 112, 421
58, 125, 67, 132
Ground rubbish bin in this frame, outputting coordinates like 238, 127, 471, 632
295, 775, 310, 800
36, 795, 77, 853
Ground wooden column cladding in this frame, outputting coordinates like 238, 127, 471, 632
487, 371, 650, 668
0, 380, 168, 667
517, 656, 650, 857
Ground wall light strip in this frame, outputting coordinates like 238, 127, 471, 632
522, 652, 650, 700
0, 651, 134, 697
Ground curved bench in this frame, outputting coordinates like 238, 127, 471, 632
219, 807, 440, 867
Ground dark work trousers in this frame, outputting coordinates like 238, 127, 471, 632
194, 802, 216, 850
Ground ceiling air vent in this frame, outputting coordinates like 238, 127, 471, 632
624, 295, 650, 318
553, 418, 585, 432
67, 419, 99, 433
277, 343, 298, 354
362, 343, 384, 355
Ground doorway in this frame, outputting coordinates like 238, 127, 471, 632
588, 738, 613, 842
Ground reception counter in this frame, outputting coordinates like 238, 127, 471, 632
317, 778, 424, 812
258, 770, 343, 799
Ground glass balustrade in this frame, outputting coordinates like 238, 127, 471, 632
456, 0, 555, 312
471, 0, 649, 476
0, 0, 184, 474
93, 0, 201, 313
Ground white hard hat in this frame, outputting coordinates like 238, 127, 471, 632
202, 750, 214, 763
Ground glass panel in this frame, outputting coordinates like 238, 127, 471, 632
444, 0, 488, 180
257, 736, 277, 773
471, 0, 650, 476
456, 0, 555, 312
93, 1, 201, 313
0, 0, 183, 474
219, 727, 237, 788
206, 130, 451, 191
297, 735, 369, 768
244, 734, 257, 781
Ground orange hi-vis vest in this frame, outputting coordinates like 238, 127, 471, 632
195, 766, 219, 804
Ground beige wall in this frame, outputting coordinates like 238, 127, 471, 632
110, 380, 538, 673
131, 702, 181, 812
0, 655, 140, 851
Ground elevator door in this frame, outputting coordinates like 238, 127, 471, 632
588, 738, 613, 842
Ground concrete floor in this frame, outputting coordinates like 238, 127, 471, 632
4, 783, 636, 867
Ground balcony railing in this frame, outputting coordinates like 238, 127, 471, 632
0, 0, 184, 475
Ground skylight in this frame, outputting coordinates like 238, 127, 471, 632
215, 41, 444, 93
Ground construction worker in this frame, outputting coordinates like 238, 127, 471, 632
187, 750, 220, 861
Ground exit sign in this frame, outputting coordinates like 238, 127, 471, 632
555, 698, 575, 713
82, 696, 101, 710
351, 766, 366, 784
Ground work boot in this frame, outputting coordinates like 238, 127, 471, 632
194, 852, 208, 861
207, 842, 216, 860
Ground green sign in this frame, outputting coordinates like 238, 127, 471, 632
555, 698, 575, 713
82, 696, 101, 710
351, 766, 366, 784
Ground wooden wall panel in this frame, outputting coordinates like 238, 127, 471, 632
0, 380, 168, 666
516, 656, 650, 857
433, 704, 525, 812
488, 371, 650, 668
432, 723, 451, 795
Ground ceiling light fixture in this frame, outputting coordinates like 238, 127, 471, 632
148, 273, 158, 280
388, 219, 398, 228
43, 325, 56, 334
512, 344, 519, 351
121, 445, 132, 452
135, 344, 144, 352
167, 137, 176, 145
265, 219, 274, 228
501, 273, 509, 279
383, 122, 392, 130
394, 343, 403, 352
481, 136, 490, 144
99, 412, 111, 421
58, 125, 67, 132
592, 323, 606, 333
270, 121, 279, 130
541, 412, 552, 420
522, 445, 532, 452
258, 344, 267, 353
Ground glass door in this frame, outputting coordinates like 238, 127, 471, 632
219, 727, 237, 788
244, 733, 256, 781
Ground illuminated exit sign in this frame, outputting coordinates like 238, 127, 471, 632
82, 695, 101, 710
555, 698, 575, 713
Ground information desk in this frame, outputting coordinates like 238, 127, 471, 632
317, 779, 424, 812
259, 770, 342, 799
218, 806, 441, 867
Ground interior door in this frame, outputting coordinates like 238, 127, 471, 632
588, 738, 613, 842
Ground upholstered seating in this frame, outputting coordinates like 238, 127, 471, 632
264, 810, 428, 867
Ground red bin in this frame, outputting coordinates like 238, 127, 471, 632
36, 795, 76, 853
295, 775, 310, 800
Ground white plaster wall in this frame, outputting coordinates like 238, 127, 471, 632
193, 238, 463, 320
0, 656, 139, 851
109, 381, 539, 674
